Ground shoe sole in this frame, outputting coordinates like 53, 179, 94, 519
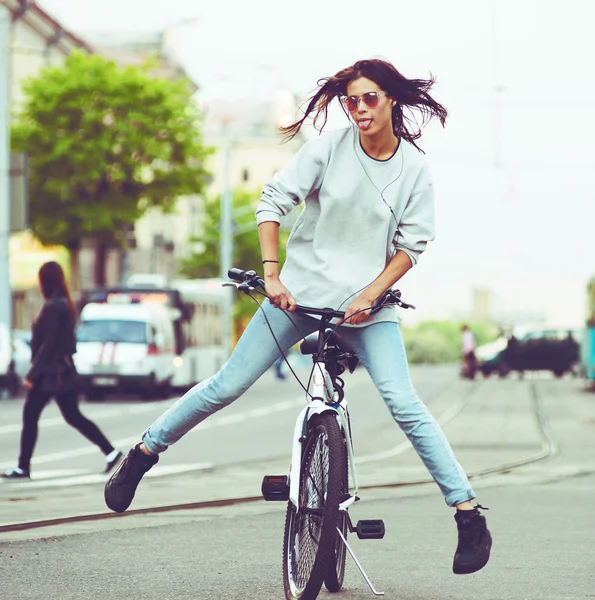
453, 531, 493, 575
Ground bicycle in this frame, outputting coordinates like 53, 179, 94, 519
226, 268, 415, 600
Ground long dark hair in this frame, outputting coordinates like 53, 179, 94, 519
38, 261, 75, 317
280, 58, 448, 152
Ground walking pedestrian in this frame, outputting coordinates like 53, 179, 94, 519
460, 324, 477, 379
1, 261, 122, 480
105, 58, 492, 575
274, 356, 287, 380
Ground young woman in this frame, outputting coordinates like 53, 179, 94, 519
1, 261, 122, 479
105, 58, 492, 575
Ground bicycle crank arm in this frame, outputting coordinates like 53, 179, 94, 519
336, 527, 385, 596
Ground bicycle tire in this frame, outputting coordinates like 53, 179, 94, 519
324, 429, 348, 592
282, 412, 345, 600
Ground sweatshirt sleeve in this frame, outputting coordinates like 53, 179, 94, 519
393, 167, 436, 266
255, 137, 329, 225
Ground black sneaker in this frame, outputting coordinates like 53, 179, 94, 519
1, 467, 30, 480
453, 506, 492, 574
104, 445, 158, 513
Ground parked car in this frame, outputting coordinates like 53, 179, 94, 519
475, 336, 510, 377
0, 327, 32, 396
0, 323, 12, 395
476, 327, 582, 378
11, 334, 32, 390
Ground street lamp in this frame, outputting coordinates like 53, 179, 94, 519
0, 5, 11, 332
214, 109, 235, 359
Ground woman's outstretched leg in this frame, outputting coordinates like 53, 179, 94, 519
104, 301, 318, 513
338, 322, 492, 575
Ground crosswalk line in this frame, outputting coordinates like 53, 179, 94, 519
0, 463, 213, 490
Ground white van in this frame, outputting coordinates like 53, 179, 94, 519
74, 302, 175, 399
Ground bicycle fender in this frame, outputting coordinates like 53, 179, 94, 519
288, 401, 339, 507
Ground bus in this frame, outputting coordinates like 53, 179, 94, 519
78, 277, 227, 389
581, 276, 595, 385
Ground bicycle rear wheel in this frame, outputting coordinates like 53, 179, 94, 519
282, 412, 345, 600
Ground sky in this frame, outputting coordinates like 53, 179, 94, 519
38, 0, 595, 327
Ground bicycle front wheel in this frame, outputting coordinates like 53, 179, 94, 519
282, 412, 345, 600
324, 426, 348, 593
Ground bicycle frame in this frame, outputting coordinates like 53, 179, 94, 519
287, 360, 359, 511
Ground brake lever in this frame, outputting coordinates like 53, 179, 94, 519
398, 300, 416, 310
222, 281, 256, 293
384, 290, 416, 310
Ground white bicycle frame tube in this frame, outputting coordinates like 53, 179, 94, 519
288, 361, 359, 509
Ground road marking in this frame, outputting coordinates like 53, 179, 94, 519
0, 463, 213, 490
356, 397, 467, 464
0, 369, 464, 472
0, 398, 179, 435
0, 396, 308, 470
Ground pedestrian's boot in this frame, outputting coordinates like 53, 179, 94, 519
104, 444, 158, 513
452, 505, 492, 574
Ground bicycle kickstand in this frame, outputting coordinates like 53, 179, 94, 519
336, 527, 385, 596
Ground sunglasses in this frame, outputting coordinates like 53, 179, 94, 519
340, 91, 390, 112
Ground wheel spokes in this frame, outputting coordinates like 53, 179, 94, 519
288, 431, 331, 591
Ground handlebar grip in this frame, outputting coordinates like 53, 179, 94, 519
228, 268, 245, 282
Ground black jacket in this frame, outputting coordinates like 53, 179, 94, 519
27, 294, 78, 392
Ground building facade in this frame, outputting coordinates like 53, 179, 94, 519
3, 0, 93, 107
3, 0, 95, 327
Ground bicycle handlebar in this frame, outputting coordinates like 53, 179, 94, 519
226, 268, 416, 316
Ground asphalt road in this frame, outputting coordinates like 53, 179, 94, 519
1, 365, 594, 599
1, 474, 594, 600
0, 364, 473, 481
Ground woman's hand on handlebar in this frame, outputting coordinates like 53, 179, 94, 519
265, 278, 297, 311
341, 296, 373, 325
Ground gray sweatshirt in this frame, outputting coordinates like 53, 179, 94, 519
255, 126, 435, 326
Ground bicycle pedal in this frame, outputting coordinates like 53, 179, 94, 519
261, 475, 289, 501
355, 519, 385, 539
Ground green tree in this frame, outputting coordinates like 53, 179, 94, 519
178, 188, 290, 323
11, 51, 211, 288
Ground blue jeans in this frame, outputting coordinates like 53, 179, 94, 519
143, 301, 475, 507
